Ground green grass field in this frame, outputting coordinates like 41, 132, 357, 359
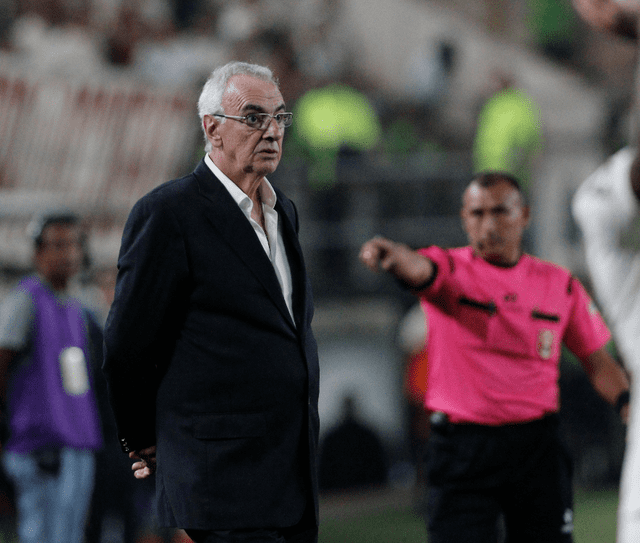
0, 487, 618, 543
319, 488, 620, 543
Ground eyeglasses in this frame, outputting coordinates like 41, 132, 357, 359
213, 112, 293, 130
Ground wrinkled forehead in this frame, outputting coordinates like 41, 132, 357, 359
223, 74, 284, 112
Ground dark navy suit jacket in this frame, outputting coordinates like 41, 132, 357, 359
103, 159, 320, 530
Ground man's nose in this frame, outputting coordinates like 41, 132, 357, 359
263, 117, 284, 138
480, 215, 498, 235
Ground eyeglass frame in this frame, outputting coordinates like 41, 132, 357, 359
212, 112, 293, 130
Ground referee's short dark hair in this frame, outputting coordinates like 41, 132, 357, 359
28, 211, 81, 249
470, 171, 527, 205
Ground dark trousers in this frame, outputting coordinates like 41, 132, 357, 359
185, 501, 317, 543
425, 414, 573, 543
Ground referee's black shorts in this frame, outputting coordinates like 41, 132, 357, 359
425, 413, 573, 543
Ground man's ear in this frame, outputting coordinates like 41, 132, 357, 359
203, 115, 222, 148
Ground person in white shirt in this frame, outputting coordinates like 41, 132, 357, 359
571, 2, 640, 541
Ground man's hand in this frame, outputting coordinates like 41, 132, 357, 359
359, 236, 434, 289
129, 445, 157, 479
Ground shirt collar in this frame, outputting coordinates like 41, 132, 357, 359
204, 154, 277, 212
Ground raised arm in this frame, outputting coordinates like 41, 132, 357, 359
359, 236, 435, 290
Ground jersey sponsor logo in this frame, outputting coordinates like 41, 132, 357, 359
536, 329, 555, 360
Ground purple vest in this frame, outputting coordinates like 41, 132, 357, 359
6, 276, 103, 453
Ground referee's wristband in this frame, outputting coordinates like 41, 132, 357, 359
615, 390, 630, 415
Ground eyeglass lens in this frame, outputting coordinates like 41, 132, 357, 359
249, 113, 292, 129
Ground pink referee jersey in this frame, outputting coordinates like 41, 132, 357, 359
418, 246, 611, 426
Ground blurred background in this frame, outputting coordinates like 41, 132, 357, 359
0, 0, 635, 539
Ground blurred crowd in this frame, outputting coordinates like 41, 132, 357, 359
0, 0, 466, 161
0, 0, 358, 100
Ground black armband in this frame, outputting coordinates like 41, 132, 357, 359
615, 390, 631, 415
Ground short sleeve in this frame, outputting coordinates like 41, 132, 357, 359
0, 287, 34, 351
563, 277, 611, 360
417, 245, 455, 297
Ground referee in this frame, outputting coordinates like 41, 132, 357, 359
360, 171, 630, 543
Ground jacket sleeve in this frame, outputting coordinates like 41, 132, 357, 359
103, 193, 189, 452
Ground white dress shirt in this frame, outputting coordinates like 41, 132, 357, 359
205, 154, 295, 322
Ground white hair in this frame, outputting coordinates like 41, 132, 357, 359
197, 61, 278, 153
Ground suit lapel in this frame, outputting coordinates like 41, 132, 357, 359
193, 161, 297, 330
275, 192, 309, 331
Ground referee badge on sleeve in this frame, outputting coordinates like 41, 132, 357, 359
536, 329, 555, 360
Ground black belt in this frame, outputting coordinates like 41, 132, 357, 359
429, 411, 558, 435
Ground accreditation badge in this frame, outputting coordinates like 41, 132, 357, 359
59, 346, 90, 396
536, 329, 555, 360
